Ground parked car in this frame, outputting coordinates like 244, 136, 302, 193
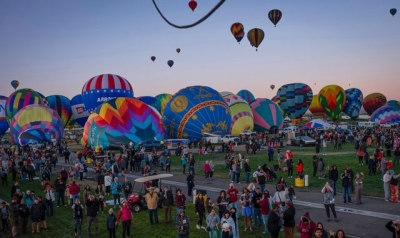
138, 140, 164, 151
239, 130, 256, 136
290, 136, 316, 146
221, 135, 240, 143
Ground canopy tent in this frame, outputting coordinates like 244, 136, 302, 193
303, 119, 331, 129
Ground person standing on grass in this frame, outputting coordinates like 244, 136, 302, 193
107, 208, 116, 238
111, 177, 122, 208
30, 197, 42, 234
72, 198, 84, 238
145, 187, 159, 225
161, 185, 173, 224
176, 210, 190, 238
86, 194, 99, 237
354, 172, 365, 204
194, 193, 206, 229
116, 199, 133, 238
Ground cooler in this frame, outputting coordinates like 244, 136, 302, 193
295, 178, 305, 187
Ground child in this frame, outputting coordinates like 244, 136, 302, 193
107, 208, 116, 238
65, 183, 71, 205
288, 184, 296, 201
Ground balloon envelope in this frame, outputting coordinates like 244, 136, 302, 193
268, 9, 282, 26
247, 28, 265, 50
188, 0, 197, 11
318, 85, 346, 121
237, 89, 255, 104
155, 93, 173, 115
11, 80, 19, 90
84, 97, 165, 148
230, 22, 245, 43
176, 48, 181, 54
343, 88, 363, 120
362, 93, 387, 116
5, 88, 44, 125
151, 56, 156, 62
137, 96, 158, 109
70, 94, 90, 127
10, 104, 63, 146
220, 92, 254, 136
250, 98, 283, 132
0, 96, 9, 138
275, 83, 313, 120
81, 74, 134, 113
167, 60, 174, 68
390, 8, 397, 16
387, 100, 400, 112
370, 105, 400, 125
162, 86, 231, 140
45, 95, 72, 128
308, 95, 325, 119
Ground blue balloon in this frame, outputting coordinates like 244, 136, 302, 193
71, 94, 90, 127
0, 95, 9, 138
343, 88, 363, 120
167, 60, 174, 68
237, 89, 255, 104
275, 83, 313, 120
162, 85, 232, 141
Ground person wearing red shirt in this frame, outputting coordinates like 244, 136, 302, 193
116, 200, 133, 238
204, 161, 211, 181
297, 159, 304, 174
227, 183, 239, 213
69, 181, 81, 204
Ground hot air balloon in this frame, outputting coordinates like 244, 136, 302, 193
275, 83, 313, 120
11, 80, 19, 90
308, 95, 325, 119
237, 89, 255, 104
268, 9, 282, 27
0, 96, 9, 138
137, 96, 158, 107
10, 104, 63, 146
176, 48, 181, 54
5, 88, 44, 125
387, 100, 400, 112
270, 85, 275, 90
65, 117, 76, 131
362, 93, 387, 116
247, 28, 264, 51
230, 22, 245, 43
151, 56, 156, 62
188, 0, 197, 12
167, 60, 174, 68
155, 93, 173, 115
318, 85, 346, 121
81, 74, 134, 113
370, 105, 400, 125
220, 92, 254, 136
83, 97, 165, 148
250, 98, 283, 133
343, 88, 363, 120
162, 86, 231, 140
390, 8, 397, 16
45, 95, 72, 128
70, 94, 90, 127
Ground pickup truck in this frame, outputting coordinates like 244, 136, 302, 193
221, 135, 240, 143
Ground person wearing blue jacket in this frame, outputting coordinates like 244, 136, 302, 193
107, 208, 116, 238
110, 178, 122, 208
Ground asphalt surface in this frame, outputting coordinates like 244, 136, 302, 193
55, 159, 399, 238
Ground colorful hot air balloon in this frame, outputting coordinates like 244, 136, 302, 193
0, 96, 9, 138
308, 95, 325, 119
230, 22, 245, 43
343, 88, 363, 120
167, 60, 174, 68
5, 88, 44, 125
390, 8, 397, 16
387, 100, 400, 112
70, 94, 90, 127
162, 86, 231, 140
250, 98, 283, 133
188, 0, 197, 12
318, 85, 346, 121
247, 28, 264, 51
270, 85, 275, 90
237, 89, 255, 104
65, 117, 76, 130
81, 74, 134, 113
11, 80, 19, 90
83, 97, 165, 148
275, 83, 313, 120
45, 95, 72, 128
362, 93, 387, 116
370, 105, 400, 125
10, 104, 63, 146
137, 96, 158, 108
151, 56, 156, 62
176, 48, 181, 54
220, 92, 254, 136
268, 9, 282, 27
155, 93, 173, 115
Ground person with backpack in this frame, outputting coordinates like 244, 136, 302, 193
72, 198, 84, 238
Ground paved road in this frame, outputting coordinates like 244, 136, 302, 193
55, 161, 398, 238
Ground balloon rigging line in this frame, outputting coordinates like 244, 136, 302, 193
152, 0, 226, 29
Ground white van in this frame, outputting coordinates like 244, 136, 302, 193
203, 132, 222, 144
165, 139, 190, 149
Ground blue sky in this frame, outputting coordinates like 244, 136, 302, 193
0, 0, 399, 101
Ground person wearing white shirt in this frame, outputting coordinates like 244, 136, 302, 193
104, 173, 112, 196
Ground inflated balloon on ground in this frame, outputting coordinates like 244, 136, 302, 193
5, 88, 44, 125
318, 85, 346, 121
250, 98, 283, 133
